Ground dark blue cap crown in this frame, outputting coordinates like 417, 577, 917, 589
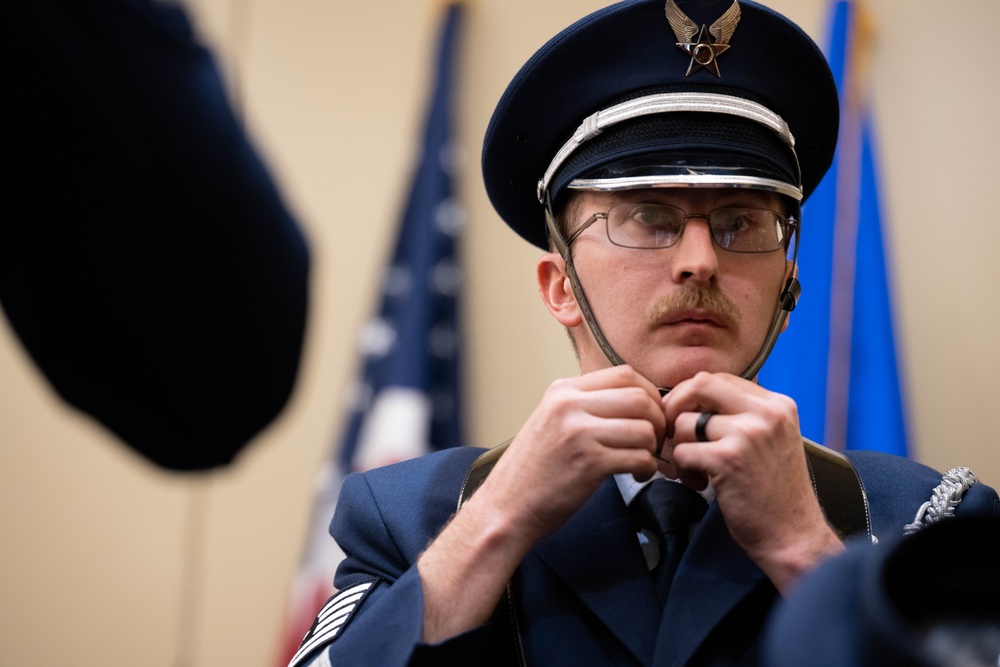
482, 0, 839, 249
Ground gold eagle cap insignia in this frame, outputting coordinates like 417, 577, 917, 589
665, 0, 741, 77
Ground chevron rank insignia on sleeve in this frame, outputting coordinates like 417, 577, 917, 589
287, 578, 380, 667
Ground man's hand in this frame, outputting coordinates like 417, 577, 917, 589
661, 372, 844, 593
483, 364, 665, 541
417, 365, 664, 643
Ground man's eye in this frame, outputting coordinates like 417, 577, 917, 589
630, 205, 675, 228
715, 209, 762, 232
720, 215, 749, 232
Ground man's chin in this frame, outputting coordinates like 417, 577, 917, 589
642, 349, 743, 389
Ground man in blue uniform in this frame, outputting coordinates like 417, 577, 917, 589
291, 1, 999, 665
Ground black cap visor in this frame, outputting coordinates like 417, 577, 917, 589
551, 112, 802, 207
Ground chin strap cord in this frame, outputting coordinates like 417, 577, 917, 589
903, 467, 978, 536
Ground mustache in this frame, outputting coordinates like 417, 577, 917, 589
646, 286, 741, 330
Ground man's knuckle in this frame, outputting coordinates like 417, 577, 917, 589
547, 377, 573, 395
770, 394, 797, 418
742, 417, 770, 441
693, 371, 714, 387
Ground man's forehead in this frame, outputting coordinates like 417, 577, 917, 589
570, 187, 782, 211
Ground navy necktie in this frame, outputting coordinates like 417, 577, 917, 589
632, 479, 708, 603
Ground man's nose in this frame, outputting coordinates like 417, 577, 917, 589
669, 219, 719, 284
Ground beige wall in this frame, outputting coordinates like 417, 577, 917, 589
2, 1, 997, 665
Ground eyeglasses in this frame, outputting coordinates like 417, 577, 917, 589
566, 203, 796, 253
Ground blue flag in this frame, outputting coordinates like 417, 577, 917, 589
337, 2, 465, 471
759, 0, 908, 456
276, 5, 465, 663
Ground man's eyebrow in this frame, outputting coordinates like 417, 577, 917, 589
611, 189, 780, 207
727, 190, 782, 208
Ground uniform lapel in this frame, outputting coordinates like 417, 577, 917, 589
653, 503, 771, 666
532, 478, 661, 664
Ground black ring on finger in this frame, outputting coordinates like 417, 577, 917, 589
695, 412, 715, 442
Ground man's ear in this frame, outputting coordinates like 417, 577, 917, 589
537, 252, 583, 327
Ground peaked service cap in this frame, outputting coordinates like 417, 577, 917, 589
482, 0, 839, 249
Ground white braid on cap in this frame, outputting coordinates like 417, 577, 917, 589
903, 467, 978, 535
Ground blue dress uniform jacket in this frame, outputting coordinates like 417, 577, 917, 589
304, 447, 999, 666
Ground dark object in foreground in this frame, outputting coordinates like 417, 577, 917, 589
4, 0, 310, 470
